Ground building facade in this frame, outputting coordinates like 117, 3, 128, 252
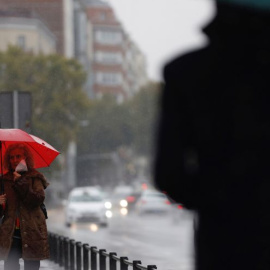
0, 0, 74, 57
83, 0, 148, 101
84, 0, 128, 102
73, 0, 93, 97
0, 0, 148, 100
0, 10, 56, 54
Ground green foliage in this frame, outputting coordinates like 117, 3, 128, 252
0, 46, 89, 152
77, 95, 133, 154
128, 82, 161, 157
0, 45, 161, 174
77, 82, 161, 158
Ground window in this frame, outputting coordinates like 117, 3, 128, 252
95, 51, 123, 64
95, 72, 123, 86
95, 30, 122, 45
17, 36, 26, 50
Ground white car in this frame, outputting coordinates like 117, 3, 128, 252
65, 187, 109, 227
135, 189, 172, 215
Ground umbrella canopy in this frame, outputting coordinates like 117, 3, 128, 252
0, 128, 60, 175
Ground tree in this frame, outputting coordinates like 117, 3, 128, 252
76, 82, 161, 185
77, 82, 161, 157
128, 81, 161, 158
0, 46, 89, 153
77, 95, 133, 155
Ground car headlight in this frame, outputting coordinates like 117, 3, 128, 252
105, 210, 113, 218
104, 201, 112, 209
120, 207, 128, 215
120, 199, 128, 207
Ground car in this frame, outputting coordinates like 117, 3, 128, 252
170, 200, 185, 223
64, 186, 109, 227
135, 189, 172, 215
125, 190, 142, 211
110, 185, 134, 215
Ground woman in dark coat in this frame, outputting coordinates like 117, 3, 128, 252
0, 143, 49, 270
155, 1, 270, 270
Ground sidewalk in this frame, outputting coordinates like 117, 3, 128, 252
40, 260, 64, 270
0, 259, 64, 270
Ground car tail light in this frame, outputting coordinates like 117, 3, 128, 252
177, 205, 183, 210
141, 183, 148, 190
165, 200, 171, 205
126, 196, 135, 203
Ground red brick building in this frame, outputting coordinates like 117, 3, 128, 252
85, 0, 127, 101
84, 0, 147, 101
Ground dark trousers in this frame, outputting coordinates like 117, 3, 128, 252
4, 237, 40, 270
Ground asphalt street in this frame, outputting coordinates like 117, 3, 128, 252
0, 207, 195, 270
47, 207, 195, 270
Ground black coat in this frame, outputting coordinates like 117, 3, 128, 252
154, 3, 270, 270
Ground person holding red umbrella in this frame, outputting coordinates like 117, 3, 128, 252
0, 143, 50, 270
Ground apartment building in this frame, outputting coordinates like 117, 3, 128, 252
0, 9, 56, 54
73, 0, 93, 98
83, 0, 127, 102
0, 0, 74, 57
83, 0, 148, 102
0, 0, 95, 97
0, 0, 148, 100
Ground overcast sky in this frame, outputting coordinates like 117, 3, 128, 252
107, 0, 216, 81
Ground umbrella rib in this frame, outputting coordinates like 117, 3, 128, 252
25, 142, 50, 167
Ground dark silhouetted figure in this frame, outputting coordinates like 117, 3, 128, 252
154, 1, 270, 270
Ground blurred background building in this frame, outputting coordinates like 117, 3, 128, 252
0, 0, 74, 56
0, 9, 56, 55
0, 0, 147, 100
83, 0, 147, 102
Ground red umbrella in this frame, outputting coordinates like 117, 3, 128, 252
0, 128, 60, 175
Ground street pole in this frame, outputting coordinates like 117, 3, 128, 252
13, 90, 19, 128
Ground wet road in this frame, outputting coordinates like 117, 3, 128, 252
47, 208, 195, 270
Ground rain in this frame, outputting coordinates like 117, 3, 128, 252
0, 0, 215, 269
